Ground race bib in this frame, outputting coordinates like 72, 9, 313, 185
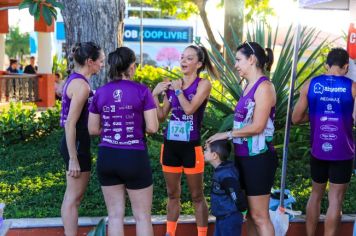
233, 120, 246, 144
167, 120, 191, 141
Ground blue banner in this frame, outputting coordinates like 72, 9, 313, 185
56, 22, 65, 40
124, 25, 193, 43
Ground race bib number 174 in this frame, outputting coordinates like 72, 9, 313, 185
167, 120, 191, 141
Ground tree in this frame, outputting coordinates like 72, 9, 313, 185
224, 0, 244, 68
5, 26, 30, 61
133, 0, 274, 56
156, 47, 181, 67
58, 0, 125, 88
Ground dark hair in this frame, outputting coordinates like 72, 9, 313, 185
108, 47, 136, 81
236, 42, 274, 72
55, 72, 61, 79
30, 56, 35, 60
186, 45, 219, 78
209, 140, 231, 162
326, 47, 349, 68
67, 42, 102, 74
10, 59, 18, 66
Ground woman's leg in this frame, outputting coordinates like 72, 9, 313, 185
247, 194, 275, 236
101, 184, 126, 236
164, 172, 182, 222
61, 172, 90, 236
127, 185, 154, 236
186, 173, 208, 227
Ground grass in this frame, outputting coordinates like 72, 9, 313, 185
0, 129, 354, 218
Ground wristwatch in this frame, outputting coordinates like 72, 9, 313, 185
175, 89, 183, 96
227, 130, 233, 140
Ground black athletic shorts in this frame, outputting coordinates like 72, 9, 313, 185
310, 155, 354, 184
60, 129, 91, 172
97, 146, 152, 189
235, 150, 278, 196
160, 139, 204, 174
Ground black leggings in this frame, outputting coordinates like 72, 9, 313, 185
60, 129, 91, 172
235, 151, 278, 196
97, 146, 152, 189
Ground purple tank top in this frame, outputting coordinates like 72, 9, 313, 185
60, 72, 93, 130
307, 75, 354, 160
164, 77, 207, 141
89, 80, 156, 150
233, 76, 275, 156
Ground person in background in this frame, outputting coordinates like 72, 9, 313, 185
55, 72, 64, 100
207, 41, 277, 236
59, 42, 105, 236
292, 47, 356, 236
24, 56, 38, 74
18, 64, 24, 74
152, 45, 218, 236
88, 47, 158, 236
204, 140, 247, 236
6, 59, 19, 73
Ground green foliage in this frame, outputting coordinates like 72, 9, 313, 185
5, 26, 30, 60
132, 65, 182, 90
129, 0, 199, 19
0, 124, 355, 218
245, 0, 275, 23
19, 0, 64, 25
203, 22, 328, 155
0, 101, 61, 148
52, 55, 68, 79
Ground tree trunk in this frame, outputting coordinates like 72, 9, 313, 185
193, 0, 221, 52
224, 0, 244, 69
59, 0, 125, 88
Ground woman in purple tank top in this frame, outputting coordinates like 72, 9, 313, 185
88, 47, 158, 236
59, 42, 105, 236
207, 42, 277, 236
152, 45, 218, 236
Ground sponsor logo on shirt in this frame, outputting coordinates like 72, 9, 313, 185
314, 83, 347, 95
114, 133, 121, 140
319, 116, 339, 122
113, 128, 122, 132
113, 89, 123, 102
103, 106, 110, 112
320, 133, 338, 141
322, 142, 333, 152
126, 127, 134, 133
320, 124, 338, 132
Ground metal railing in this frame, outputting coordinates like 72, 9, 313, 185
0, 74, 39, 102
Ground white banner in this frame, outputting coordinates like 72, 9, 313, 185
299, 0, 333, 7
299, 0, 350, 10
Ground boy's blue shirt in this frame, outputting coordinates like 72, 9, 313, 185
210, 160, 247, 217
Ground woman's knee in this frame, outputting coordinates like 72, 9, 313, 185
190, 192, 205, 204
249, 211, 270, 226
167, 188, 181, 200
133, 210, 151, 223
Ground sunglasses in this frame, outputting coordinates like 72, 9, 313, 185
244, 41, 255, 54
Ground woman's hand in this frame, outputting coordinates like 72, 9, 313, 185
68, 157, 81, 178
152, 81, 171, 96
206, 132, 228, 144
171, 79, 183, 91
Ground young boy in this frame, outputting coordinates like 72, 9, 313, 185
204, 140, 247, 236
